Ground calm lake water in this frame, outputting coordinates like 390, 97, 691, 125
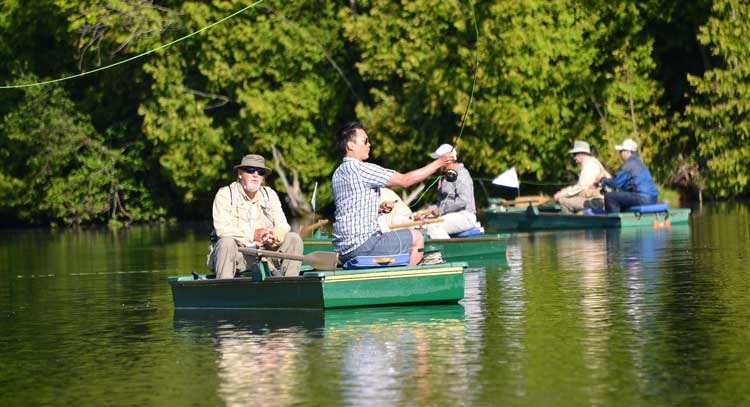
2, 203, 750, 406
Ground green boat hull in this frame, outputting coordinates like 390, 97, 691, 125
169, 262, 466, 310
482, 207, 691, 232
173, 304, 465, 332
303, 234, 509, 264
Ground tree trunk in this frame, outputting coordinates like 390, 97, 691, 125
271, 144, 312, 217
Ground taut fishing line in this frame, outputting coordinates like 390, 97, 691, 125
410, 0, 480, 208
0, 0, 265, 89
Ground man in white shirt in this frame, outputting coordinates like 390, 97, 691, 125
208, 154, 303, 278
553, 141, 611, 214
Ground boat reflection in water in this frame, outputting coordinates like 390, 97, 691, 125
483, 225, 694, 403
173, 305, 467, 407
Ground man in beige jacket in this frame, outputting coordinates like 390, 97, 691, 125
553, 141, 611, 214
208, 154, 303, 278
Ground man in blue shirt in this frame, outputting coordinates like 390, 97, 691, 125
332, 121, 454, 265
597, 138, 659, 213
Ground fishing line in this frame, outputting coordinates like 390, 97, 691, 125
411, 0, 480, 207
408, 175, 442, 209
451, 0, 480, 154
16, 269, 169, 278
0, 0, 265, 89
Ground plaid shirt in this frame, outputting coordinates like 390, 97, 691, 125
332, 157, 394, 255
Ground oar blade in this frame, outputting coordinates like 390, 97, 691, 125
304, 251, 339, 270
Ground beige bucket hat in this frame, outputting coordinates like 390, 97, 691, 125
233, 154, 272, 172
568, 140, 591, 155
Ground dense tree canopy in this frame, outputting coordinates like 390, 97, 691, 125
0, 0, 746, 226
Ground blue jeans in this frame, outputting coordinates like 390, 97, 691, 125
339, 229, 413, 263
604, 192, 657, 213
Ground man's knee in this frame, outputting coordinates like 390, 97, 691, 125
280, 232, 304, 256
215, 237, 239, 251
284, 232, 303, 249
410, 229, 424, 248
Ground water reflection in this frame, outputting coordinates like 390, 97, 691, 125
481, 226, 698, 405
327, 306, 466, 406
173, 305, 468, 407
7, 206, 750, 406
174, 309, 320, 406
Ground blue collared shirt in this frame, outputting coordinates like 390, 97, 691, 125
332, 157, 395, 255
601, 153, 659, 200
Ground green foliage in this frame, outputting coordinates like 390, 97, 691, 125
586, 2, 671, 174
2, 0, 750, 227
476, 0, 602, 179
0, 75, 164, 225
182, 1, 348, 195
685, 0, 750, 197
139, 52, 229, 203
346, 0, 478, 170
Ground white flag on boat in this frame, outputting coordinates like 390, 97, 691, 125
310, 181, 319, 212
492, 167, 520, 188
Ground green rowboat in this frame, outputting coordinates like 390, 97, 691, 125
482, 205, 691, 233
169, 262, 466, 310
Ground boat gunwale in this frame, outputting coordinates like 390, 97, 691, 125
304, 233, 509, 246
169, 262, 468, 284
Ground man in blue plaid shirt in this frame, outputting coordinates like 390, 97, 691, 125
332, 121, 454, 265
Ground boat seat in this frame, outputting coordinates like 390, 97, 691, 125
451, 226, 484, 238
343, 253, 410, 269
582, 208, 607, 215
624, 203, 669, 214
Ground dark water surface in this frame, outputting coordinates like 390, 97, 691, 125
2, 204, 750, 406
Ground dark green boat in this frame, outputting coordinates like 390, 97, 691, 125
482, 203, 691, 233
173, 304, 465, 332
303, 233, 509, 264
169, 262, 466, 310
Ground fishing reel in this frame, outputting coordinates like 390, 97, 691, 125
443, 162, 459, 182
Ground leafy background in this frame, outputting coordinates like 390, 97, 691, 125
1, 0, 747, 227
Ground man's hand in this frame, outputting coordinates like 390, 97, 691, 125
253, 227, 276, 245
379, 200, 396, 214
435, 152, 454, 169
413, 207, 438, 220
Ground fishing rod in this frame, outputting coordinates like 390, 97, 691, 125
444, 0, 480, 183
411, 0, 480, 211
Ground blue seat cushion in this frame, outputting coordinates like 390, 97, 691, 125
582, 208, 607, 215
343, 254, 410, 269
624, 203, 669, 214
451, 226, 484, 238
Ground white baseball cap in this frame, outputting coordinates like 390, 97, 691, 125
615, 138, 638, 152
429, 143, 457, 160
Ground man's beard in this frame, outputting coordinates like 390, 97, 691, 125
241, 179, 261, 193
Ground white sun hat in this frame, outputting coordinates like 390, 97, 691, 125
429, 143, 457, 160
568, 140, 591, 154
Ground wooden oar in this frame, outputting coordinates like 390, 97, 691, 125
299, 219, 329, 237
239, 247, 339, 270
500, 195, 550, 207
389, 218, 444, 230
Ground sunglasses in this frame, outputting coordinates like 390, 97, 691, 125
241, 167, 266, 176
